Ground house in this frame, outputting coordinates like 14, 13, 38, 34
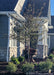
22, 0, 51, 59
0, 0, 26, 62
0, 0, 54, 61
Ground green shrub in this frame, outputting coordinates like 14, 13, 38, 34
11, 56, 16, 62
38, 62, 45, 72
22, 62, 34, 72
18, 56, 25, 62
34, 63, 38, 71
34, 63, 38, 66
15, 58, 20, 65
38, 60, 53, 72
52, 64, 54, 71
52, 57, 54, 63
51, 48, 54, 53
6, 62, 17, 72
49, 54, 54, 59
11, 56, 20, 65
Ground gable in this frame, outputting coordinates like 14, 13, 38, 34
22, 0, 49, 17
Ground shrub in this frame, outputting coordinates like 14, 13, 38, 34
18, 56, 25, 62
38, 62, 45, 72
34, 63, 38, 71
38, 60, 53, 72
52, 64, 54, 71
6, 62, 17, 72
11, 56, 20, 65
51, 48, 54, 53
52, 57, 54, 63
49, 54, 54, 59
22, 62, 34, 72
34, 63, 38, 66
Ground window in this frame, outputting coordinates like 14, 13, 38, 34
47, 36, 50, 48
9, 39, 17, 47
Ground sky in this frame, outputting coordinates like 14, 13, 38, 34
51, 0, 54, 15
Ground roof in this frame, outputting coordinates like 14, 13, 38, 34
22, 0, 49, 17
48, 16, 54, 33
51, 16, 54, 26
0, 0, 49, 17
0, 0, 18, 11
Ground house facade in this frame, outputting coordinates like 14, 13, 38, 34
0, 0, 26, 61
22, 0, 51, 59
0, 0, 54, 61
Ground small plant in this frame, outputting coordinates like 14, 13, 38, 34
22, 62, 34, 72
52, 64, 54, 72
38, 60, 53, 72
11, 56, 16, 62
34, 63, 38, 71
18, 56, 25, 62
52, 57, 54, 63
34, 62, 38, 66
51, 48, 54, 53
6, 62, 17, 72
11, 56, 20, 65
49, 54, 54, 59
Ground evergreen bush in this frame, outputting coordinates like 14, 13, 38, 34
6, 62, 17, 72
11, 56, 20, 65
22, 62, 34, 72
38, 60, 53, 72
18, 56, 25, 62
49, 54, 54, 59
52, 64, 54, 72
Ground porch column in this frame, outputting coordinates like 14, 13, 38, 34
37, 21, 48, 59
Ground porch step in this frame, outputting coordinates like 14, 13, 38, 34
0, 62, 8, 72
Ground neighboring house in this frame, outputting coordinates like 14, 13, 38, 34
0, 0, 26, 62
0, 0, 54, 61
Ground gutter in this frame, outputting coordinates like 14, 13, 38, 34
0, 11, 26, 22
